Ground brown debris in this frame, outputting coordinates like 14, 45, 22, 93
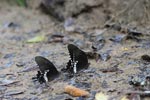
100, 67, 120, 73
64, 85, 90, 97
0, 79, 19, 86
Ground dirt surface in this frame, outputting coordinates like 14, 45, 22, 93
0, 1, 150, 100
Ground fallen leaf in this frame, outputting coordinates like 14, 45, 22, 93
27, 35, 45, 43
121, 96, 129, 100
95, 92, 109, 100
4, 90, 24, 96
64, 85, 90, 97
0, 79, 19, 86
100, 67, 119, 73
121, 47, 129, 51
19, 66, 38, 72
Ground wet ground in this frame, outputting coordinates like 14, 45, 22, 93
0, 1, 150, 100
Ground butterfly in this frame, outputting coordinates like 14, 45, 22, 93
34, 56, 59, 84
66, 44, 89, 74
33, 44, 89, 83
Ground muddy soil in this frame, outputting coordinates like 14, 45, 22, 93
0, 1, 150, 100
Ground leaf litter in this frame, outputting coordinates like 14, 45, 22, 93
1, 0, 150, 100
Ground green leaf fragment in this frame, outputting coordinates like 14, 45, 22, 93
27, 35, 45, 43
16, 0, 27, 7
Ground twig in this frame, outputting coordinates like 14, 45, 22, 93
124, 90, 150, 95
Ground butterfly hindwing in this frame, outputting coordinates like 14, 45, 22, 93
35, 56, 59, 83
67, 44, 89, 73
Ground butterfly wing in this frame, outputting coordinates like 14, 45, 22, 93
67, 44, 89, 73
35, 56, 59, 83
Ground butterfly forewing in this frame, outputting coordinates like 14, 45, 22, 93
35, 56, 58, 73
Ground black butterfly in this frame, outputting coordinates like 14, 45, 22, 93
33, 44, 89, 83
34, 56, 59, 84
66, 44, 89, 74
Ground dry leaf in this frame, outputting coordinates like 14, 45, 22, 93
0, 79, 19, 86
121, 96, 129, 100
95, 92, 109, 100
121, 47, 129, 51
64, 85, 90, 97
4, 90, 24, 96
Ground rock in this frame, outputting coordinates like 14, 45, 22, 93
141, 55, 150, 62
40, 0, 103, 21
109, 34, 126, 43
